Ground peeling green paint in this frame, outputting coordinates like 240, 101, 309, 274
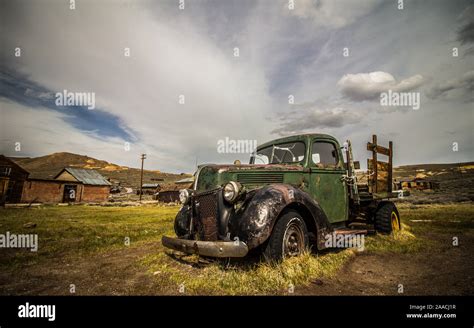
194, 134, 348, 223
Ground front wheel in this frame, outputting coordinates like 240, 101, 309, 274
263, 211, 309, 262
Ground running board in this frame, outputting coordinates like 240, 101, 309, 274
334, 228, 375, 235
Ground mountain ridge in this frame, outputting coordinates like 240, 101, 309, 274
9, 152, 188, 187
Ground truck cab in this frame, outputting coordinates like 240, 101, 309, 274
162, 133, 401, 261
250, 134, 348, 224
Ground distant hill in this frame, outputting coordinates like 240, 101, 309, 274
393, 162, 474, 180
8, 153, 474, 196
9, 152, 189, 187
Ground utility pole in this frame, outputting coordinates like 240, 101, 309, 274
139, 153, 146, 202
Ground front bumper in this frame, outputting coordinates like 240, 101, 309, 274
162, 236, 248, 258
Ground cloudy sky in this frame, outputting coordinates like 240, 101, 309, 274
1, 0, 473, 173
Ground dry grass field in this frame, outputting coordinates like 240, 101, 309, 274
0, 202, 472, 295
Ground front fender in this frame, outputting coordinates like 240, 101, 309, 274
230, 184, 333, 250
174, 204, 192, 238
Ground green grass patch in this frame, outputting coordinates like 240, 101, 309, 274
364, 223, 427, 254
0, 205, 179, 269
141, 248, 355, 295
397, 203, 474, 234
1, 203, 472, 295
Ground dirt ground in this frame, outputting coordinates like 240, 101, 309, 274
1, 224, 472, 296
296, 231, 474, 295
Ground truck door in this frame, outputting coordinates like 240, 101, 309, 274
309, 139, 348, 223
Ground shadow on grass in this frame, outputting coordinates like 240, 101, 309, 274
164, 242, 349, 272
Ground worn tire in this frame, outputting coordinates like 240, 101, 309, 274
374, 202, 401, 234
263, 210, 309, 262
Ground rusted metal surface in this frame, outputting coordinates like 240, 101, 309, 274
229, 184, 333, 250
163, 133, 402, 259
194, 192, 219, 240
162, 236, 248, 258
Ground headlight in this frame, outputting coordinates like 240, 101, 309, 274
179, 189, 190, 205
223, 181, 241, 203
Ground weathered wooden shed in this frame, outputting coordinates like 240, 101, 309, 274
54, 168, 111, 202
397, 177, 440, 191
20, 167, 111, 203
0, 155, 30, 204
137, 183, 160, 195
21, 178, 82, 203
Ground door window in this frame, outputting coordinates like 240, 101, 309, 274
312, 141, 339, 167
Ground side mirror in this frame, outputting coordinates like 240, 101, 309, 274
312, 153, 321, 164
353, 161, 360, 170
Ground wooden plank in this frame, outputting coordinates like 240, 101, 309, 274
388, 141, 393, 193
372, 135, 377, 193
367, 159, 390, 172
367, 143, 391, 156
368, 159, 389, 192
376, 180, 388, 192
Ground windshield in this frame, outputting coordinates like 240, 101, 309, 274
250, 142, 306, 164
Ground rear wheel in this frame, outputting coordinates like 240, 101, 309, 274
374, 202, 401, 234
263, 211, 309, 262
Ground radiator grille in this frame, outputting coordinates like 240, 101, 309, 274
236, 173, 284, 185
193, 191, 219, 241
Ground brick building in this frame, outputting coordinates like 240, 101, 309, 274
1, 155, 111, 204
20, 167, 111, 203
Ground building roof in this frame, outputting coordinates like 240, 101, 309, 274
27, 178, 82, 184
142, 183, 160, 188
55, 168, 111, 186
0, 155, 30, 176
175, 177, 195, 184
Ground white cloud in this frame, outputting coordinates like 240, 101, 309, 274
1, 1, 276, 172
0, 100, 127, 162
272, 101, 367, 136
1, 0, 473, 171
337, 72, 425, 101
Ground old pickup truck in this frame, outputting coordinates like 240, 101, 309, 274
162, 134, 402, 261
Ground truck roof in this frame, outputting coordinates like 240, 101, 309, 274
257, 133, 338, 150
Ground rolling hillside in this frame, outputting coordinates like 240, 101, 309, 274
10, 152, 189, 187
8, 152, 474, 202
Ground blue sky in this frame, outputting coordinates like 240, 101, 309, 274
0, 68, 135, 142
1, 0, 473, 173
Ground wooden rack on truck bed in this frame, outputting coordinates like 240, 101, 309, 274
346, 134, 402, 204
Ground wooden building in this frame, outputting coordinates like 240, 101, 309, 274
21, 178, 82, 203
53, 168, 111, 202
1, 155, 112, 204
0, 155, 30, 204
137, 183, 160, 195
153, 179, 193, 203
397, 177, 440, 191
20, 168, 111, 203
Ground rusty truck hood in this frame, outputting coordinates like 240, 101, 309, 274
208, 163, 303, 172
194, 163, 305, 192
